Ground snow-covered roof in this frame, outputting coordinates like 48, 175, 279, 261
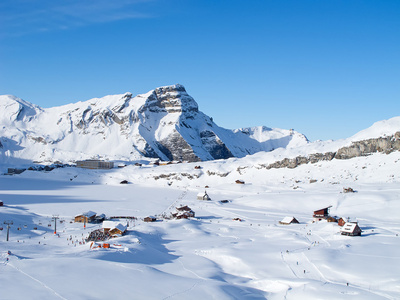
75, 211, 96, 218
103, 221, 127, 233
83, 211, 96, 218
280, 216, 295, 224
113, 223, 127, 232
102, 221, 119, 229
340, 222, 360, 233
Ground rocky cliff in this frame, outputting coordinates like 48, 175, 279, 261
260, 132, 400, 170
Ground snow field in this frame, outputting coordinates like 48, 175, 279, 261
1, 150, 400, 299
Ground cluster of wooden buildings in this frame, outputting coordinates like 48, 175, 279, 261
313, 206, 362, 236
171, 206, 195, 219
279, 206, 362, 236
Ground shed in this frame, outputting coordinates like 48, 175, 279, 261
313, 206, 332, 221
340, 222, 362, 236
279, 216, 300, 225
74, 211, 96, 223
197, 191, 211, 201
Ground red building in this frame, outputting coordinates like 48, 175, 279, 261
313, 206, 332, 221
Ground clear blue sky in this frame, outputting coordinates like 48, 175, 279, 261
1, 0, 399, 141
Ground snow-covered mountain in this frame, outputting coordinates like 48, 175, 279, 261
0, 84, 307, 164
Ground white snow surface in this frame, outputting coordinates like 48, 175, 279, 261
1, 140, 400, 299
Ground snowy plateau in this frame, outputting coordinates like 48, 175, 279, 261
0, 86, 400, 299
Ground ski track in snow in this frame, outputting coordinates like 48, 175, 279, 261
3, 256, 67, 300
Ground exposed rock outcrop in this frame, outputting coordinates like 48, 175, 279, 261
262, 132, 400, 170
335, 134, 400, 159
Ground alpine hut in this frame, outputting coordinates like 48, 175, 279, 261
340, 222, 362, 236
74, 211, 96, 223
313, 206, 332, 221
102, 221, 127, 237
172, 206, 195, 219
279, 216, 300, 225
144, 216, 157, 222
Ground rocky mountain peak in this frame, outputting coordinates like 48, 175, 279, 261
144, 84, 198, 115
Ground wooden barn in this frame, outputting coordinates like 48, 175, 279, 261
340, 222, 362, 236
313, 206, 332, 221
74, 211, 96, 223
197, 191, 211, 201
279, 216, 300, 225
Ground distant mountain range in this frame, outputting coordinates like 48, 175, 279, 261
0, 84, 308, 164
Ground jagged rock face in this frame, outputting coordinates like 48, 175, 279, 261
0, 85, 308, 163
335, 134, 400, 159
262, 132, 400, 170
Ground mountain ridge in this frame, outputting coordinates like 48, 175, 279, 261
0, 84, 308, 164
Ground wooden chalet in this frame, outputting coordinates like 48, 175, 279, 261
197, 191, 211, 201
313, 206, 332, 221
102, 221, 127, 237
172, 206, 195, 219
340, 222, 362, 236
108, 224, 127, 237
279, 216, 300, 225
74, 211, 96, 223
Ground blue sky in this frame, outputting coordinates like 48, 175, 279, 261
1, 0, 399, 141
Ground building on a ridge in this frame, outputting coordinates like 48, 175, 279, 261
76, 160, 114, 169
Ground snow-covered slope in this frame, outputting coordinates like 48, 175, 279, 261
0, 85, 308, 164
1, 139, 399, 299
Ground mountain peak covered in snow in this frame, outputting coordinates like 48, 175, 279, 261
0, 84, 308, 164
